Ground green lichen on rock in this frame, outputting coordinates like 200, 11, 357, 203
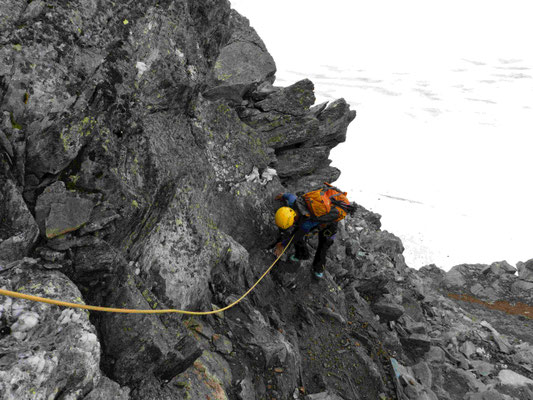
9, 112, 22, 130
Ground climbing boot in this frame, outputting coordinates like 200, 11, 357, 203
312, 271, 324, 281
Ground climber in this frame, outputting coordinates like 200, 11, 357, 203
273, 184, 356, 280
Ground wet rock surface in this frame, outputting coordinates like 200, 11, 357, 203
0, 1, 531, 400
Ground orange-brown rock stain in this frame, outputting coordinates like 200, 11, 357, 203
448, 293, 533, 319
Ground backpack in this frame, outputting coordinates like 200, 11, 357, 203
301, 183, 355, 223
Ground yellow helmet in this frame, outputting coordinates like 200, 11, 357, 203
275, 207, 297, 229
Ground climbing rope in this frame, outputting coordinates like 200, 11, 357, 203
0, 236, 294, 315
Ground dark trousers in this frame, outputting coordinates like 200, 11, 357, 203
294, 223, 337, 274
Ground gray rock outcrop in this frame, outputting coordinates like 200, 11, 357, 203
0, 1, 531, 400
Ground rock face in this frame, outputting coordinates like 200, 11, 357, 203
0, 177, 39, 262
0, 260, 128, 399
0, 1, 531, 400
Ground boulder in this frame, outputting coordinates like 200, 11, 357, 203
255, 79, 315, 116
34, 181, 94, 239
360, 230, 405, 259
470, 283, 499, 302
400, 334, 431, 359
489, 261, 517, 275
444, 265, 468, 288
511, 279, 533, 293
433, 363, 487, 398
205, 11, 276, 102
0, 266, 101, 399
276, 146, 331, 178
497, 369, 533, 386
517, 259, 533, 282
412, 361, 433, 387
96, 277, 202, 386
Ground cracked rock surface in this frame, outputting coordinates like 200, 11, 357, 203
0, 1, 531, 399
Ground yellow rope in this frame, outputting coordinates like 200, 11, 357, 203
0, 236, 293, 315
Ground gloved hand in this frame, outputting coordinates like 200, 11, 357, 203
274, 242, 284, 257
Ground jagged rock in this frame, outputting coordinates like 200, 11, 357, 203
486, 261, 517, 275
46, 233, 100, 251
372, 300, 405, 322
35, 181, 94, 239
226, 307, 297, 369
35, 248, 66, 263
444, 265, 469, 288
402, 319, 428, 335
96, 277, 202, 386
0, 129, 13, 159
212, 333, 233, 354
318, 306, 347, 324
205, 11, 276, 102
353, 274, 390, 298
0, 265, 101, 399
517, 259, 533, 282
470, 360, 495, 377
79, 205, 120, 235
480, 321, 513, 354
401, 334, 431, 359
171, 351, 233, 400
0, 178, 39, 262
276, 146, 332, 178
360, 230, 405, 260
255, 79, 315, 116
236, 366, 256, 400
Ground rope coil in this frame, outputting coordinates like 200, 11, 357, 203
0, 236, 293, 315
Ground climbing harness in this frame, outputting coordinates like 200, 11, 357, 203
0, 236, 294, 315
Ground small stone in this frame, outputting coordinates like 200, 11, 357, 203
212, 304, 224, 319
460, 341, 477, 359
212, 334, 233, 355
470, 360, 495, 377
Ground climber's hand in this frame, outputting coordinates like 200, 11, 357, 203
275, 193, 284, 201
274, 242, 284, 257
